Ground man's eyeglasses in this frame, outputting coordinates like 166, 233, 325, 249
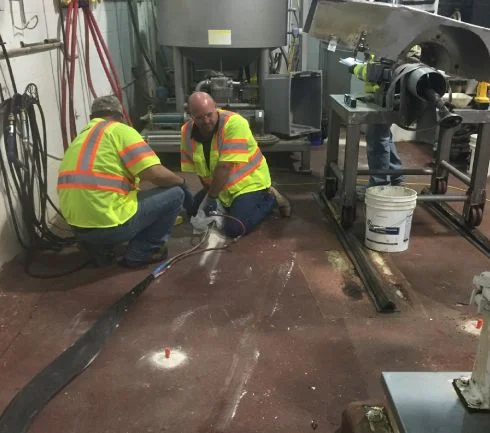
192, 111, 215, 122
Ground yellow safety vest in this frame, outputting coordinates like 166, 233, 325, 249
180, 110, 271, 207
353, 54, 380, 94
58, 119, 160, 228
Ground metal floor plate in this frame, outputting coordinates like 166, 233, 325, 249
382, 372, 490, 433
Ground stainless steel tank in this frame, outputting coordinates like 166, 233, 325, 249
158, 0, 288, 69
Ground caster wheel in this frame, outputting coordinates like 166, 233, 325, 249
465, 206, 483, 227
341, 206, 356, 229
435, 179, 447, 195
325, 180, 337, 200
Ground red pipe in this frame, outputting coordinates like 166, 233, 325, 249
84, 12, 97, 99
60, 1, 74, 150
68, 0, 79, 140
86, 10, 132, 125
85, 12, 118, 97
60, 2, 134, 144
87, 10, 122, 97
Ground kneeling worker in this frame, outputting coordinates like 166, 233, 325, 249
181, 92, 291, 238
57, 95, 193, 267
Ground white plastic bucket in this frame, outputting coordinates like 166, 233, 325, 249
364, 186, 418, 253
468, 134, 490, 177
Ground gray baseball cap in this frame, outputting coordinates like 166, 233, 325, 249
91, 95, 123, 116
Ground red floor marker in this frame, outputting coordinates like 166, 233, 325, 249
165, 347, 171, 358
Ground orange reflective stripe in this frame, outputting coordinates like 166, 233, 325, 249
59, 169, 130, 181
181, 122, 189, 137
119, 141, 156, 168
58, 171, 132, 195
223, 138, 247, 144
221, 142, 248, 154
225, 148, 263, 189
76, 121, 114, 171
58, 184, 129, 195
182, 120, 194, 152
180, 149, 193, 162
126, 151, 156, 168
220, 114, 232, 150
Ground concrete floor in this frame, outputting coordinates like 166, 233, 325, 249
0, 141, 489, 433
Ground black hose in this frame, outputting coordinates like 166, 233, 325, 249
0, 33, 17, 94
0, 273, 156, 433
280, 47, 289, 71
0, 82, 81, 278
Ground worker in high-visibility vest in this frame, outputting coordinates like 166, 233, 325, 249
351, 58, 405, 187
352, 45, 422, 187
180, 92, 291, 237
57, 95, 193, 267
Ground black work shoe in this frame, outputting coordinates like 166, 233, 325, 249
80, 243, 116, 268
118, 244, 169, 269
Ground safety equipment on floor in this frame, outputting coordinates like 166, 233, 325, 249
203, 197, 218, 216
190, 195, 225, 234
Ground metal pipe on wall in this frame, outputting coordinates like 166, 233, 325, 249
0, 41, 63, 59
300, 0, 308, 71
173, 47, 185, 112
259, 48, 270, 105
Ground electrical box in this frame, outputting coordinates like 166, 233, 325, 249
263, 71, 322, 137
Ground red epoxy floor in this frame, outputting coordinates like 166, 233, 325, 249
0, 142, 489, 432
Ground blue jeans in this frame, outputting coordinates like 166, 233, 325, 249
366, 123, 404, 186
191, 188, 276, 238
74, 187, 184, 263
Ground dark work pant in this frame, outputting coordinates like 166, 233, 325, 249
366, 123, 404, 186
74, 187, 184, 263
191, 188, 276, 238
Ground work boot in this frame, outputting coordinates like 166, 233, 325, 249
118, 244, 169, 268
269, 186, 292, 217
80, 242, 116, 268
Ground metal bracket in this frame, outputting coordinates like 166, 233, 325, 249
454, 272, 490, 411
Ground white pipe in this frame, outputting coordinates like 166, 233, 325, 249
0, 42, 63, 59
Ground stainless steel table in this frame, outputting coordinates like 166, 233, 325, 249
325, 94, 490, 228
382, 372, 490, 433
143, 130, 312, 173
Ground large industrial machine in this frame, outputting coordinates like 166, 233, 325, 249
142, 0, 323, 173
305, 1, 490, 432
306, 0, 490, 229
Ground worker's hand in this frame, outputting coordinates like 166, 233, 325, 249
179, 181, 194, 214
203, 196, 218, 216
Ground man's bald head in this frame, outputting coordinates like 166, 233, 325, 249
188, 92, 219, 137
188, 91, 216, 112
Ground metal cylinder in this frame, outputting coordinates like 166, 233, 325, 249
259, 48, 270, 105
158, 0, 287, 48
407, 66, 447, 99
158, 0, 288, 70
173, 47, 185, 112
